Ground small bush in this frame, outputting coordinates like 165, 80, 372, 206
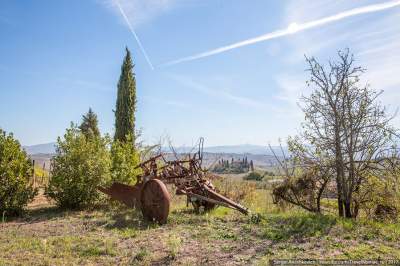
355, 174, 400, 221
264, 171, 275, 177
272, 167, 330, 213
45, 125, 111, 209
0, 129, 37, 216
374, 204, 398, 221
243, 172, 264, 181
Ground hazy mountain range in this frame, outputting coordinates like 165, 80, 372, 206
24, 143, 286, 170
23, 143, 57, 155
23, 142, 287, 156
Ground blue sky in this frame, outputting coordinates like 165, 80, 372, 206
1, 0, 400, 147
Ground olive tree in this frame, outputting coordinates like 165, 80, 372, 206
0, 129, 37, 216
45, 124, 111, 209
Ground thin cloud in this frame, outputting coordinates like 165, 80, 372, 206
161, 0, 400, 66
169, 74, 266, 109
114, 0, 154, 70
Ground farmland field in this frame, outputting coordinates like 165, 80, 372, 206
1, 183, 400, 265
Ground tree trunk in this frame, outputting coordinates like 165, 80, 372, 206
338, 198, 344, 217
344, 201, 352, 218
334, 123, 345, 217
336, 166, 345, 217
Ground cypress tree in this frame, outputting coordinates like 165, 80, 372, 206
79, 108, 100, 138
115, 47, 136, 142
250, 160, 254, 172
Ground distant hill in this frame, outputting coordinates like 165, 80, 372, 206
23, 142, 282, 170
23, 142, 56, 155
23, 142, 287, 156
169, 144, 287, 156
205, 144, 271, 155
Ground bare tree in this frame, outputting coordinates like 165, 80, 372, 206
299, 49, 397, 218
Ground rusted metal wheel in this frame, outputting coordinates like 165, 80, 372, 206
140, 179, 170, 224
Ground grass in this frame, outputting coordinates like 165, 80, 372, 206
262, 212, 337, 241
1, 185, 399, 265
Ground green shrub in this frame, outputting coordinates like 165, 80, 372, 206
110, 138, 140, 185
243, 172, 264, 181
264, 170, 275, 177
355, 174, 400, 221
0, 129, 37, 216
45, 125, 111, 209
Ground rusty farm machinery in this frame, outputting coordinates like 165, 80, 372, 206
98, 140, 248, 224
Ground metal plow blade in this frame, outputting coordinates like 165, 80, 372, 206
98, 182, 141, 208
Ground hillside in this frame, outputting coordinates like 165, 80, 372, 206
23, 143, 56, 155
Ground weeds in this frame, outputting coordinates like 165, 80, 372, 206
166, 233, 182, 259
132, 247, 150, 264
116, 227, 138, 239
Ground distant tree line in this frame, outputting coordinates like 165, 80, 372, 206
212, 157, 254, 174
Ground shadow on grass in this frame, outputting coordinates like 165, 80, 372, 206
0, 206, 71, 224
262, 212, 337, 241
102, 206, 160, 231
21, 202, 118, 224
26, 206, 69, 220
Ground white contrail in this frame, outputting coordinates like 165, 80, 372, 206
115, 0, 154, 70
162, 0, 400, 67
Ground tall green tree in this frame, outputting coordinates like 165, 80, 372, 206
79, 108, 100, 138
115, 47, 136, 143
